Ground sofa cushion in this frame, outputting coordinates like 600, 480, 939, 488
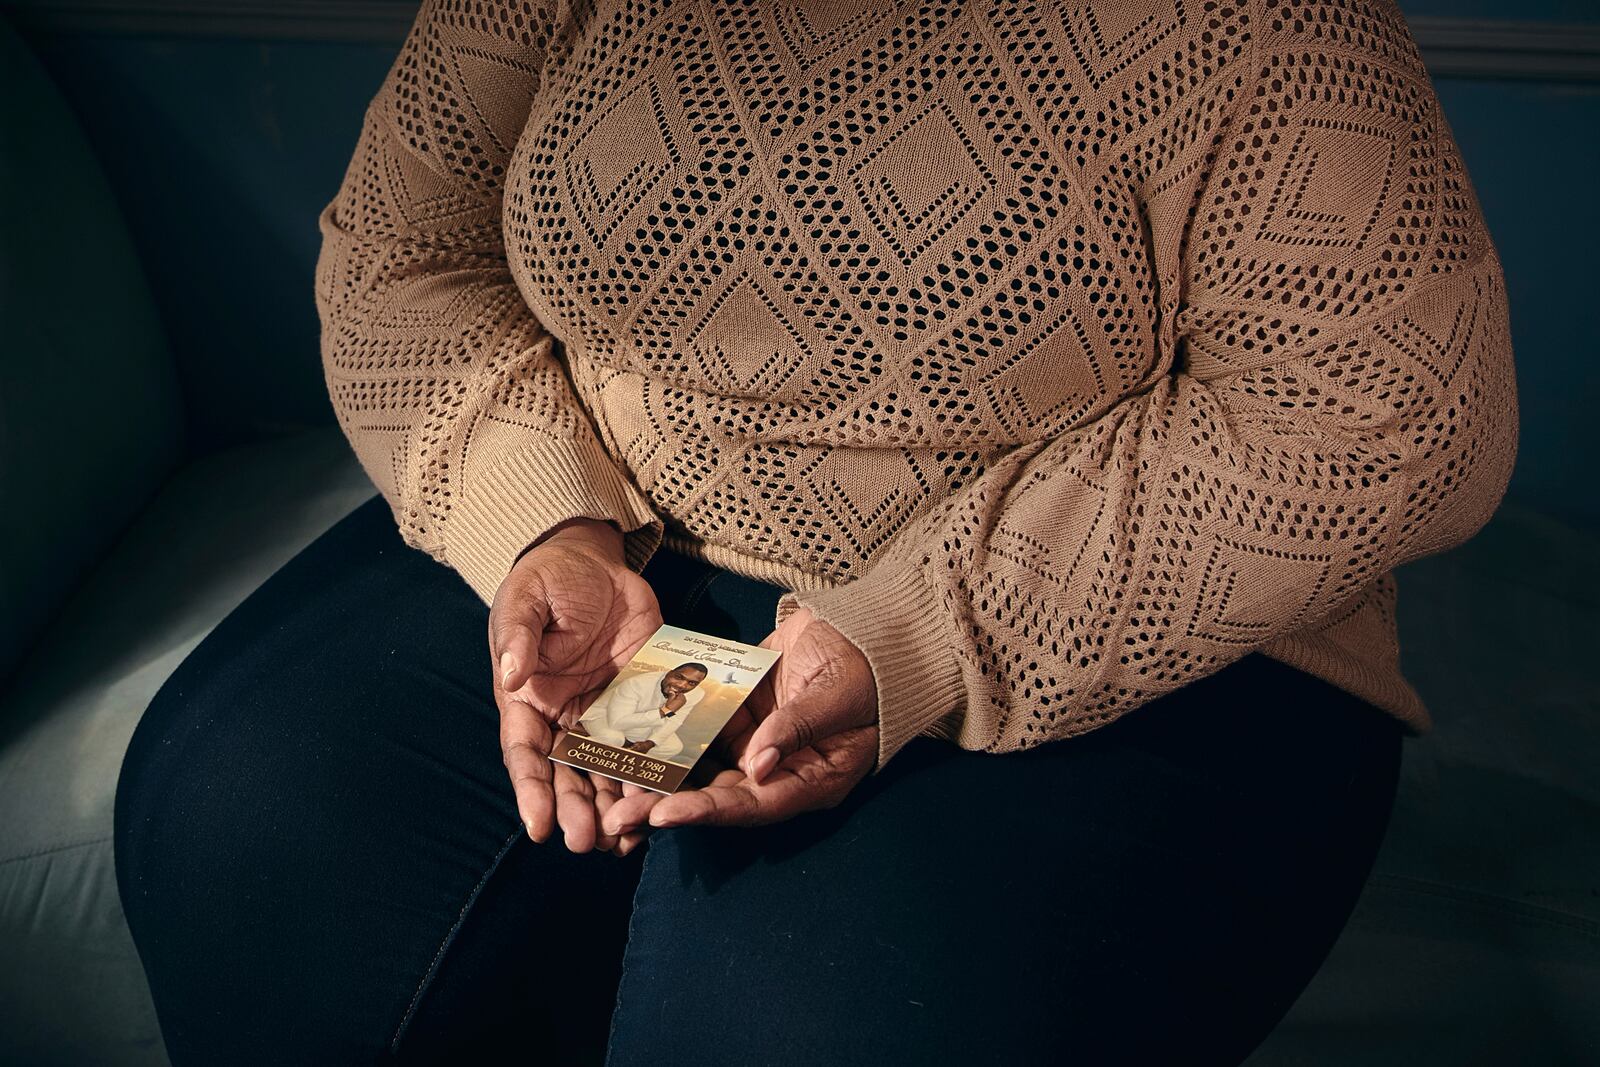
0, 428, 374, 1067
0, 12, 185, 689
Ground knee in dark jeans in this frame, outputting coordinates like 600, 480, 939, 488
114, 648, 407, 1063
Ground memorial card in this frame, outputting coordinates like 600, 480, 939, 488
548, 623, 781, 794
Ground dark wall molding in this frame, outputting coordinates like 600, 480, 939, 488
0, 1, 420, 44
2, 2, 1597, 82
1409, 16, 1600, 82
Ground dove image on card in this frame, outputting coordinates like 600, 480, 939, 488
548, 623, 781, 794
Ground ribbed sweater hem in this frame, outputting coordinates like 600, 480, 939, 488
661, 529, 1433, 753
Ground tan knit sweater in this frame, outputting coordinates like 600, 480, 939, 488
314, 0, 1518, 773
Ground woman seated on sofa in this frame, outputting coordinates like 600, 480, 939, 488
113, 0, 1519, 1063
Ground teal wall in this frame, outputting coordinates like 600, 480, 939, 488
1435, 76, 1597, 522
6, 2, 1596, 520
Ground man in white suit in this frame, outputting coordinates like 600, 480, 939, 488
570, 661, 709, 761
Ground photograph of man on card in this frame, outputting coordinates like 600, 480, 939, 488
568, 661, 709, 763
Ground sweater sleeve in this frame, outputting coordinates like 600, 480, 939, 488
773, 0, 1520, 773
313, 0, 663, 605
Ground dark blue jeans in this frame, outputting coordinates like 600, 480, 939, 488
114, 495, 1402, 1066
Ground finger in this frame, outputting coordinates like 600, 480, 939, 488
741, 684, 868, 785
488, 577, 556, 724
500, 700, 555, 843
589, 773, 624, 852
492, 607, 547, 692
552, 762, 598, 853
647, 773, 811, 829
715, 705, 758, 761
688, 718, 752, 788
612, 829, 648, 857
590, 771, 623, 805
601, 788, 666, 837
742, 662, 779, 720
665, 754, 853, 829
556, 690, 594, 733
722, 701, 759, 746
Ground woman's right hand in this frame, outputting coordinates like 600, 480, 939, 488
488, 517, 662, 856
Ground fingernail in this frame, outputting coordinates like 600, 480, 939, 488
649, 811, 677, 828
500, 650, 516, 688
753, 746, 780, 782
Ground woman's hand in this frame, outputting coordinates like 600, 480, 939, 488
488, 517, 660, 856
600, 605, 879, 835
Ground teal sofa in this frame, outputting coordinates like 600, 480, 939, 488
0, 9, 1593, 1066
0, 14, 375, 1065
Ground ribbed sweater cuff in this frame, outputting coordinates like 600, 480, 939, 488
442, 437, 664, 605
775, 563, 964, 774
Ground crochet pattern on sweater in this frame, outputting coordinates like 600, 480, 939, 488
315, 0, 1518, 772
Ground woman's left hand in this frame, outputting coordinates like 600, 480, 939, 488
600, 606, 879, 835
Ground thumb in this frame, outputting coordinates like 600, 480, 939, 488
741, 681, 869, 785
496, 620, 540, 693
492, 588, 550, 695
